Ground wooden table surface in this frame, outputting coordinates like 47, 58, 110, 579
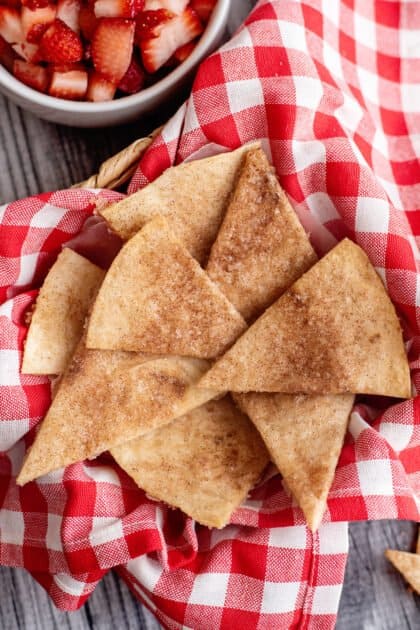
0, 1, 419, 628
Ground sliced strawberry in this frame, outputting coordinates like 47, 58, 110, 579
2, 0, 22, 8
0, 33, 19, 71
78, 5, 97, 39
39, 18, 83, 63
139, 7, 202, 73
0, 7, 23, 43
117, 54, 144, 93
94, 0, 144, 19
50, 61, 84, 71
86, 70, 116, 101
56, 0, 81, 32
92, 18, 134, 83
22, 0, 50, 9
190, 0, 215, 23
144, 0, 188, 14
134, 9, 171, 41
12, 40, 39, 61
173, 39, 194, 63
13, 58, 49, 91
49, 68, 87, 99
21, 5, 56, 43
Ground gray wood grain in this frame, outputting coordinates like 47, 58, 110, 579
0, 1, 419, 628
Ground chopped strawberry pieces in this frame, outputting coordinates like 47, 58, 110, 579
144, 0, 188, 14
134, 9, 171, 41
21, 4, 56, 43
92, 17, 134, 83
56, 0, 80, 32
190, 0, 215, 23
139, 6, 201, 72
94, 0, 144, 19
49, 67, 87, 98
173, 38, 194, 62
39, 18, 83, 62
86, 70, 116, 101
3, 0, 22, 8
21, 0, 50, 9
12, 40, 39, 60
13, 58, 49, 91
0, 7, 23, 43
0, 33, 19, 70
0, 0, 211, 100
78, 5, 97, 39
117, 54, 144, 93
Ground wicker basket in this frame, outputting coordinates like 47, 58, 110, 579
73, 126, 162, 191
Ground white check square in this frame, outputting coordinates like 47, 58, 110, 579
0, 350, 20, 386
357, 459, 393, 496
356, 197, 390, 233
261, 580, 300, 613
189, 572, 229, 606
226, 79, 264, 114
312, 584, 343, 614
0, 509, 25, 545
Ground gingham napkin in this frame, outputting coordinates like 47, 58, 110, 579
1, 1, 419, 628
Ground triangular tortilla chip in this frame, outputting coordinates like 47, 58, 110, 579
236, 392, 354, 531
86, 216, 246, 358
385, 550, 420, 594
100, 143, 259, 264
111, 397, 269, 528
200, 239, 410, 397
206, 146, 317, 322
22, 248, 104, 375
17, 344, 218, 485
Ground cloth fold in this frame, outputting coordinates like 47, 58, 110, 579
0, 1, 419, 628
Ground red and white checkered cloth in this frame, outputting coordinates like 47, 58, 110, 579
1, 1, 420, 628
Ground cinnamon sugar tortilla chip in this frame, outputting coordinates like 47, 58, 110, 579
86, 216, 246, 358
22, 248, 104, 375
206, 146, 317, 322
200, 239, 410, 398
236, 392, 354, 531
100, 143, 259, 264
17, 345, 217, 485
111, 397, 269, 529
385, 550, 420, 594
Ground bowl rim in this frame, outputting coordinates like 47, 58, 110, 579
0, 0, 230, 113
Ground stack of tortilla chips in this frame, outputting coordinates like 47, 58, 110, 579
18, 144, 411, 531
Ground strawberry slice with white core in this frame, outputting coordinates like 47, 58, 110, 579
140, 7, 202, 72
86, 70, 116, 101
56, 0, 81, 33
92, 18, 134, 83
22, 0, 50, 9
13, 59, 49, 91
12, 40, 39, 61
0, 34, 19, 71
118, 54, 144, 93
190, 0, 215, 22
94, 0, 144, 19
173, 38, 194, 62
144, 0, 188, 14
134, 9, 172, 41
39, 18, 83, 63
78, 5, 97, 39
21, 4, 56, 43
49, 68, 87, 99
0, 7, 23, 43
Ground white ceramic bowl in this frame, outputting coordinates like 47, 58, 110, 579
0, 0, 230, 127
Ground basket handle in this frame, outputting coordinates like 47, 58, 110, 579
73, 126, 163, 191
